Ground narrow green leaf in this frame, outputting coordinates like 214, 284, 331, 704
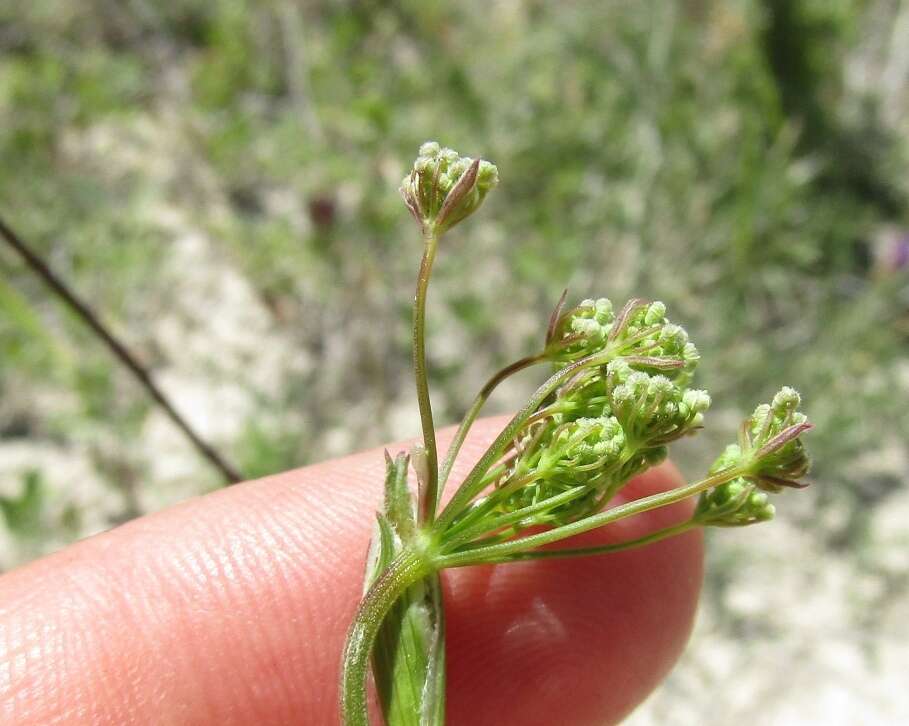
366, 451, 446, 725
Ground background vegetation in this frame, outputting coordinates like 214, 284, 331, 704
1, 1, 907, 722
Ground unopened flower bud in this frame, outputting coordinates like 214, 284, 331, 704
545, 296, 699, 378
644, 301, 667, 326
400, 142, 498, 236
694, 477, 776, 527
739, 387, 813, 491
771, 386, 801, 416
710, 388, 813, 496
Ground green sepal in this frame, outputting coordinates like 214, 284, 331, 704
364, 451, 446, 726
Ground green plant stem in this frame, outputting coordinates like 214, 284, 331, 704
436, 459, 521, 539
415, 232, 440, 525
441, 485, 588, 551
435, 467, 741, 567
438, 353, 545, 498
436, 350, 612, 530
451, 520, 698, 566
341, 548, 433, 726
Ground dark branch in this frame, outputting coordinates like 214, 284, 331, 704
0, 214, 243, 484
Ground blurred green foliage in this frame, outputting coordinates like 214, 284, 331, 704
0, 0, 907, 566
0, 469, 81, 561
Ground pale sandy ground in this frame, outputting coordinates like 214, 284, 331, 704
629, 489, 909, 725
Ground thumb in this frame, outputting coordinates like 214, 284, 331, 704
0, 417, 701, 725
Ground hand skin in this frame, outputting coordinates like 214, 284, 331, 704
0, 418, 703, 725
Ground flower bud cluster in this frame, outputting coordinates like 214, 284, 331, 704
400, 142, 499, 236
553, 359, 709, 444
502, 416, 628, 523
693, 387, 812, 527
693, 477, 776, 527
710, 386, 812, 492
490, 307, 711, 526
546, 297, 699, 379
605, 360, 709, 444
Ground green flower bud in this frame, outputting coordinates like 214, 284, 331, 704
545, 296, 699, 379
543, 417, 626, 474
519, 416, 626, 486
643, 301, 667, 326
771, 386, 801, 415
739, 387, 813, 491
709, 443, 744, 474
694, 477, 776, 527
498, 415, 629, 525
607, 370, 708, 446
400, 142, 499, 236
682, 389, 711, 415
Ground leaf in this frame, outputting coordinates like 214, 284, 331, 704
366, 452, 446, 726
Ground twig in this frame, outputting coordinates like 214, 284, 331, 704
0, 214, 243, 484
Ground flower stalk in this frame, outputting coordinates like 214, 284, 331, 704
339, 143, 814, 725
341, 548, 433, 726
413, 231, 440, 525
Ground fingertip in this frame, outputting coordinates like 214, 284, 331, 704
444, 462, 703, 726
